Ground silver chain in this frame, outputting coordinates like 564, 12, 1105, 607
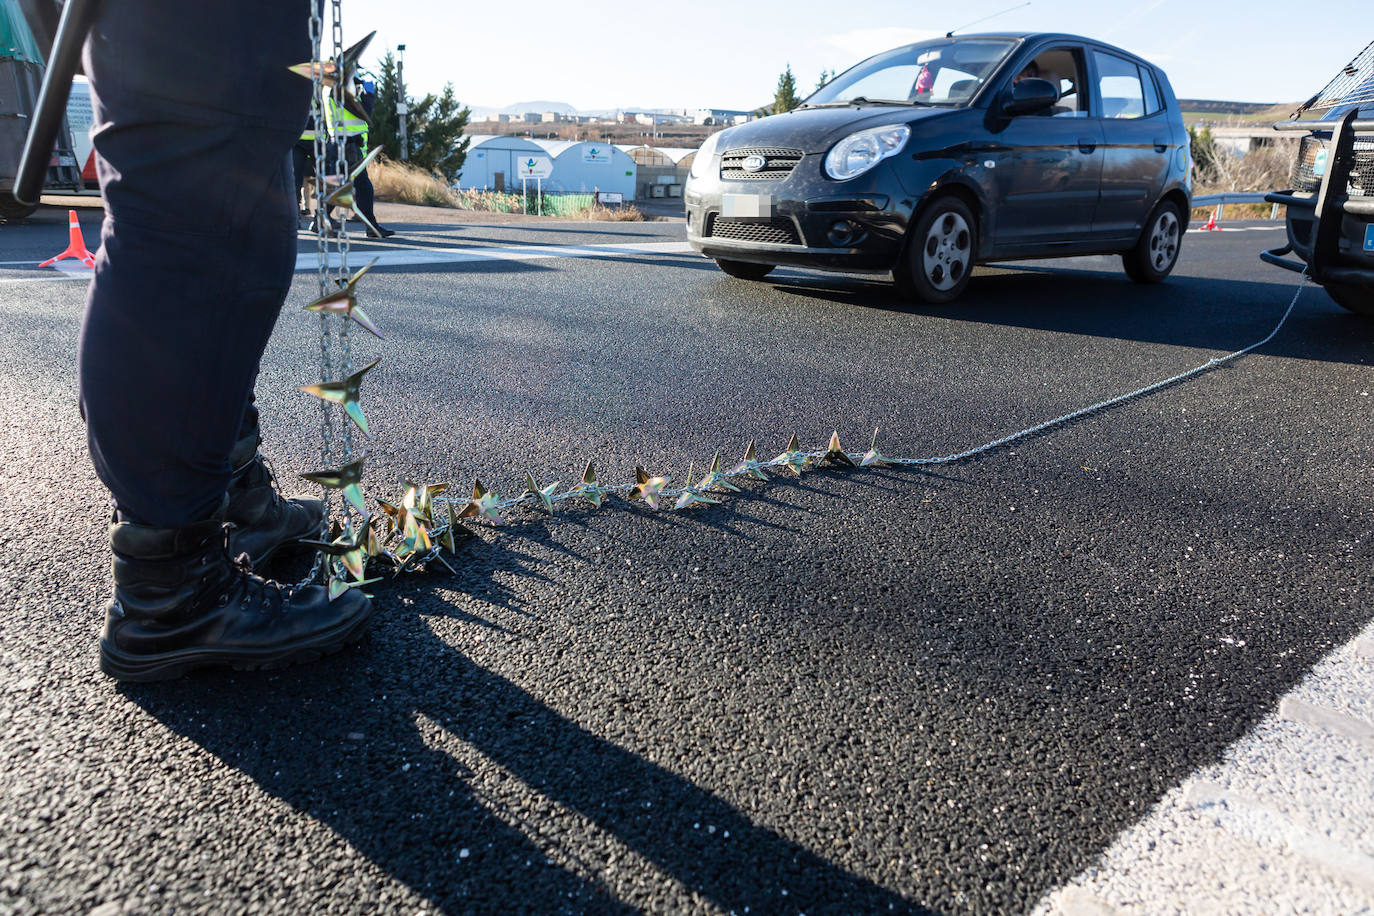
329, 0, 354, 473
302, 0, 358, 584
434, 278, 1310, 517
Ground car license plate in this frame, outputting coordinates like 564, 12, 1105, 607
721, 194, 773, 218
1365, 223, 1374, 252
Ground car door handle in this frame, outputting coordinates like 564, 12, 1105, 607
1153, 137, 1168, 152
1077, 137, 1097, 153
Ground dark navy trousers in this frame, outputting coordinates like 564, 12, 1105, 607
79, 0, 312, 527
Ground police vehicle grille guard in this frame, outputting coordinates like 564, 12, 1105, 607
1303, 39, 1374, 113
720, 147, 804, 180
704, 214, 802, 245
1292, 135, 1374, 195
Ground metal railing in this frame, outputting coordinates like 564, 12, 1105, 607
1191, 191, 1279, 220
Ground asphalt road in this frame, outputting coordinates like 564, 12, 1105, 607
1, 205, 1371, 915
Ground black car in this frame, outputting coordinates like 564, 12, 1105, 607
685, 32, 1191, 303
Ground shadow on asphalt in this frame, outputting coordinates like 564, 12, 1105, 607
121, 546, 930, 915
758, 266, 1374, 365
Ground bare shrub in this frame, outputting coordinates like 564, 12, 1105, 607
1191, 130, 1297, 219
370, 158, 459, 208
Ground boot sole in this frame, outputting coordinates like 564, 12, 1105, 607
98, 606, 373, 682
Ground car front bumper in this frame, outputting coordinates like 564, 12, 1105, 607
685, 163, 915, 273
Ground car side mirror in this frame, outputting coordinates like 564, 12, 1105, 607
1001, 78, 1060, 116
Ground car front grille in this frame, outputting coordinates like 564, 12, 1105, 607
705, 214, 801, 245
1291, 135, 1327, 192
1291, 134, 1374, 196
1351, 143, 1374, 196
720, 147, 804, 181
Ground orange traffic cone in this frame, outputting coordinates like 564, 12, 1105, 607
1200, 207, 1218, 231
39, 210, 97, 268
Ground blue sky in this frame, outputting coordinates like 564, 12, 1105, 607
345, 0, 1371, 111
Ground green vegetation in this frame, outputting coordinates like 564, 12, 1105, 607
370, 52, 472, 179
1187, 125, 1220, 183
772, 64, 801, 115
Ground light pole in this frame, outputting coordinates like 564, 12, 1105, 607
396, 43, 409, 162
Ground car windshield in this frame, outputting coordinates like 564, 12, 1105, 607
803, 38, 1019, 108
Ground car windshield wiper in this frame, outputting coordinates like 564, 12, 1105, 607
798, 97, 930, 109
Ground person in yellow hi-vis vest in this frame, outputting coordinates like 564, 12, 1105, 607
323, 85, 393, 238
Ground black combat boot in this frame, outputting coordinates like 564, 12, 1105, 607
99, 517, 372, 681
225, 432, 324, 566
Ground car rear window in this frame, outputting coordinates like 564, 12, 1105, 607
1094, 50, 1162, 119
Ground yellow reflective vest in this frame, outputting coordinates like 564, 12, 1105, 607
324, 96, 369, 154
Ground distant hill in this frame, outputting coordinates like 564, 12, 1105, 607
1178, 99, 1304, 124
500, 100, 577, 116
469, 100, 579, 120
1177, 99, 1278, 114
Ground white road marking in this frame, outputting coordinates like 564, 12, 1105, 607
0, 240, 696, 285
292, 240, 695, 272
0, 264, 94, 283
1034, 618, 1374, 915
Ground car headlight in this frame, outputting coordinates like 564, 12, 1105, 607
690, 131, 724, 180
824, 125, 911, 181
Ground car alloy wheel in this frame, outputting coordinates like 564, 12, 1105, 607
1147, 208, 1180, 272
922, 211, 972, 292
1123, 200, 1184, 284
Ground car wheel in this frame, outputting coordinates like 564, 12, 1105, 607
896, 196, 976, 304
0, 190, 37, 222
1123, 200, 1183, 283
1324, 282, 1374, 318
714, 258, 774, 280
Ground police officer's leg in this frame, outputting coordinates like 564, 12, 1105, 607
355, 166, 393, 237
80, 0, 371, 680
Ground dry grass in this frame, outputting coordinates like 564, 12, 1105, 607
371, 158, 647, 220
583, 204, 647, 221
370, 158, 461, 208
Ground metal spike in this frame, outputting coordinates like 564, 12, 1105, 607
301, 358, 380, 435
300, 457, 367, 515
458, 479, 504, 523
730, 440, 769, 480
861, 426, 892, 467
304, 258, 384, 339
820, 431, 856, 467
572, 460, 609, 507
630, 466, 670, 510
523, 472, 560, 513
774, 434, 811, 476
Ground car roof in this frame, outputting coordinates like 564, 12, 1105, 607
934, 32, 1160, 68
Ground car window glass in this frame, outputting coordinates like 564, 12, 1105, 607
840, 65, 923, 103
806, 38, 1017, 107
1141, 69, 1162, 115
1095, 51, 1147, 119
1013, 47, 1088, 118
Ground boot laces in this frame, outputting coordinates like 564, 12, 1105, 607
214, 528, 291, 616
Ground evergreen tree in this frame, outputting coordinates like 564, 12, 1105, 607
408, 84, 471, 178
368, 51, 471, 179
815, 68, 835, 92
1188, 125, 1218, 183
773, 64, 801, 114
370, 52, 402, 162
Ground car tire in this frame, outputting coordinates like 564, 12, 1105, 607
714, 258, 774, 280
0, 190, 37, 222
896, 196, 976, 304
1123, 200, 1183, 283
1324, 282, 1374, 318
